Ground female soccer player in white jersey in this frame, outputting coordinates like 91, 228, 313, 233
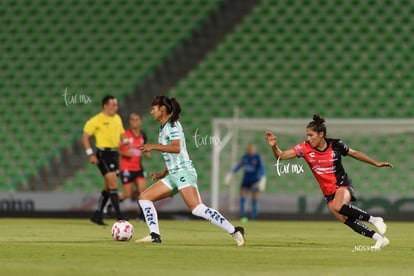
135, 95, 245, 246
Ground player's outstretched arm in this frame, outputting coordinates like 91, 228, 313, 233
140, 139, 180, 153
264, 131, 296, 160
347, 148, 393, 168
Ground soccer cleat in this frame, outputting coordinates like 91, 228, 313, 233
372, 217, 387, 235
231, 226, 245, 246
371, 236, 390, 250
135, 232, 162, 243
90, 211, 107, 226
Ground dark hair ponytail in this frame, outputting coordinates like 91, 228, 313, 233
307, 114, 327, 137
152, 95, 181, 126
169, 97, 181, 125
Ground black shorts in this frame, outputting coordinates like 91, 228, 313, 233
324, 177, 357, 204
96, 149, 119, 176
120, 170, 146, 184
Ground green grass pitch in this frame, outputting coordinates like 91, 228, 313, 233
0, 218, 413, 276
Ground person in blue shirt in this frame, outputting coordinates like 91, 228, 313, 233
226, 143, 266, 221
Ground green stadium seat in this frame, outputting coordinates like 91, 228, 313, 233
3, 0, 414, 198
167, 0, 414, 197
2, 0, 224, 190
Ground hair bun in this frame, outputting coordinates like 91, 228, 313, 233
313, 114, 325, 124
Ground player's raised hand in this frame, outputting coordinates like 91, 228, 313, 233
265, 131, 278, 147
376, 161, 393, 168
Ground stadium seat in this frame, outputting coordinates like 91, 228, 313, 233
3, 0, 414, 199
2, 0, 223, 190
168, 0, 414, 197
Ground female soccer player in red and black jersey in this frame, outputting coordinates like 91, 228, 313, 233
118, 113, 150, 217
265, 114, 393, 250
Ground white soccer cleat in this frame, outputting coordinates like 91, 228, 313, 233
371, 237, 390, 250
135, 232, 162, 243
372, 217, 387, 235
135, 235, 152, 243
231, 226, 245, 246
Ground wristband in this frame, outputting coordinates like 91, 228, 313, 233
123, 138, 129, 144
85, 148, 93, 156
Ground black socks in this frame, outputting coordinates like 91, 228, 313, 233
109, 189, 122, 218
339, 204, 370, 221
340, 204, 376, 238
344, 218, 375, 238
96, 190, 110, 213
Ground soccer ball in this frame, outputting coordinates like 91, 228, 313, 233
111, 220, 134, 241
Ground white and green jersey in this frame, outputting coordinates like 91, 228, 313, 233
159, 120, 194, 173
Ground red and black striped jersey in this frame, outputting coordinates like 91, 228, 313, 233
293, 138, 350, 196
119, 129, 147, 171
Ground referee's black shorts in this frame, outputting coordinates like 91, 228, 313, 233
96, 148, 119, 176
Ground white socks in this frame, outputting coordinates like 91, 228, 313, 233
138, 201, 236, 236
372, 233, 383, 241
138, 200, 160, 235
192, 203, 235, 234
368, 216, 377, 224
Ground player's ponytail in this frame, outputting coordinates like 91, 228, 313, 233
307, 114, 327, 137
169, 97, 181, 126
